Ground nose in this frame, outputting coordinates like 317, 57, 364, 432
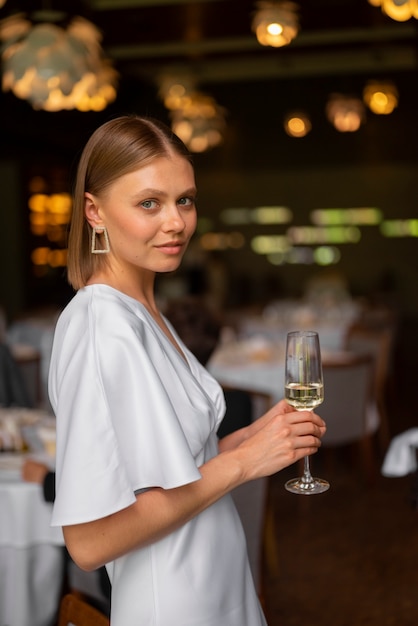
163, 204, 186, 233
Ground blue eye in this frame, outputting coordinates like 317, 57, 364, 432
178, 196, 195, 207
141, 199, 158, 210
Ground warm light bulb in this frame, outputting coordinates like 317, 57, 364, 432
267, 22, 284, 36
363, 81, 398, 114
284, 111, 312, 137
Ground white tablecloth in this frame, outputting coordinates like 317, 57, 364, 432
0, 454, 64, 626
209, 356, 285, 405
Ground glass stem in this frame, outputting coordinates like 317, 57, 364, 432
302, 456, 313, 484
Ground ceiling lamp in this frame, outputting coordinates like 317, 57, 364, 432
363, 80, 399, 114
170, 91, 226, 153
0, 12, 118, 112
326, 94, 366, 132
157, 75, 226, 153
252, 1, 300, 48
284, 111, 311, 137
157, 74, 197, 111
368, 0, 418, 21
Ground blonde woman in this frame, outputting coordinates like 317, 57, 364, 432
49, 115, 326, 626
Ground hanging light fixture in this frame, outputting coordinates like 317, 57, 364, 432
368, 0, 418, 21
363, 80, 399, 114
170, 91, 226, 153
252, 1, 300, 48
0, 11, 118, 112
326, 94, 366, 132
284, 111, 311, 137
158, 75, 227, 153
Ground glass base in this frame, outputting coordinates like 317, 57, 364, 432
285, 476, 330, 495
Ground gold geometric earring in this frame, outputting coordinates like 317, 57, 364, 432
91, 226, 110, 254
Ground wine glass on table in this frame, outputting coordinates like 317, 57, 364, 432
284, 330, 330, 495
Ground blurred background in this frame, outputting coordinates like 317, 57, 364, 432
1, 3, 418, 625
0, 0, 417, 325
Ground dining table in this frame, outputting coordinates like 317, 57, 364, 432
0, 407, 112, 626
0, 450, 65, 626
207, 331, 368, 409
208, 337, 286, 405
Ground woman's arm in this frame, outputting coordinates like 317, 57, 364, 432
64, 405, 325, 571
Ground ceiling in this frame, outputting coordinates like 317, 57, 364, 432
2, 0, 418, 86
1, 0, 418, 158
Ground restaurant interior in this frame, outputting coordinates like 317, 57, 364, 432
0, 1, 418, 625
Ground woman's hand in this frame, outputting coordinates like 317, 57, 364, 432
219, 398, 326, 481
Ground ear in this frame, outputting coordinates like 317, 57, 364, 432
84, 192, 103, 228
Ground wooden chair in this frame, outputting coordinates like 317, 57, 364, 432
57, 593, 109, 626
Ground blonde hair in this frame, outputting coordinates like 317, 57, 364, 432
67, 115, 192, 290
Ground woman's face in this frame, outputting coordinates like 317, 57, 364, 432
86, 153, 197, 280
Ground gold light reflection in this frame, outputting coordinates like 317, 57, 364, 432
380, 219, 418, 237
28, 183, 71, 271
28, 192, 71, 241
200, 231, 245, 251
311, 207, 382, 225
287, 226, 361, 244
31, 247, 67, 267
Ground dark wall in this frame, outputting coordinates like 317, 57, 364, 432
0, 72, 417, 320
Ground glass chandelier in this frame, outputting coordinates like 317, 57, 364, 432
0, 12, 118, 112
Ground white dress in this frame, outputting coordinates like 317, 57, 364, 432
49, 285, 267, 626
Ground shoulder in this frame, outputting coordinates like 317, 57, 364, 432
56, 285, 149, 337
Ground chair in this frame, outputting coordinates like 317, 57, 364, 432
10, 343, 43, 407
57, 593, 109, 626
344, 323, 395, 452
320, 352, 378, 482
0, 342, 33, 407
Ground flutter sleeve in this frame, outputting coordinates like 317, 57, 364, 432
50, 292, 204, 526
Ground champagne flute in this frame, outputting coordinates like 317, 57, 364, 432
284, 330, 330, 495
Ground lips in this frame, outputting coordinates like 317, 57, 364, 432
155, 241, 186, 254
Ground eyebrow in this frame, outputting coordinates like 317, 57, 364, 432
137, 187, 197, 197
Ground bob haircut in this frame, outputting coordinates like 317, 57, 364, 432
67, 115, 193, 290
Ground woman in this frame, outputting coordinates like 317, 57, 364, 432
49, 115, 326, 625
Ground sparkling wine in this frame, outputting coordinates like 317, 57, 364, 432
285, 382, 324, 410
